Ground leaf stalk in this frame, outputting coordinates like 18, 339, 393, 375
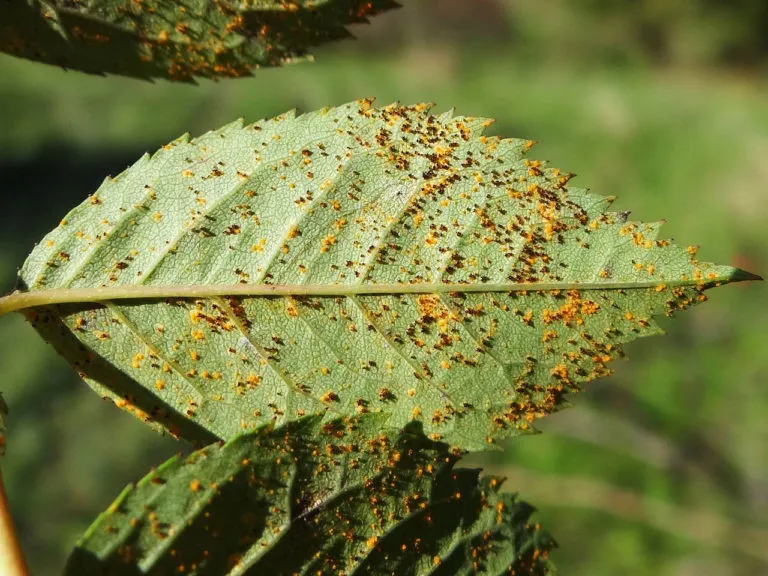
0, 468, 30, 576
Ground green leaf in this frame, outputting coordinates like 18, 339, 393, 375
4, 100, 758, 450
0, 0, 397, 82
65, 415, 555, 575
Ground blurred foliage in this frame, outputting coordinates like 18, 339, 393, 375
0, 1, 766, 575
507, 0, 768, 68
356, 0, 768, 69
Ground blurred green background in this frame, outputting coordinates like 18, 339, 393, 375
1, 1, 766, 574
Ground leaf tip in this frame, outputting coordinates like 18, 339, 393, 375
729, 268, 763, 283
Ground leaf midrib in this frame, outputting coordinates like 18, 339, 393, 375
0, 276, 736, 317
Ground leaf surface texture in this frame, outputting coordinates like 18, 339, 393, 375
13, 100, 752, 449
65, 415, 555, 575
0, 0, 396, 81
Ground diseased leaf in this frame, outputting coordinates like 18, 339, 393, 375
3, 100, 758, 450
0, 0, 397, 82
65, 415, 555, 575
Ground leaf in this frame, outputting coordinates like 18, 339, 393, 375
0, 0, 397, 82
65, 415, 555, 575
4, 100, 759, 450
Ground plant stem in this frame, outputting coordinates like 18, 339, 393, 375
0, 467, 29, 576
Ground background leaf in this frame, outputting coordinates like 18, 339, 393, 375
65, 414, 555, 575
8, 100, 756, 450
0, 0, 398, 81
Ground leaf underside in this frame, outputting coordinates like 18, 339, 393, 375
65, 415, 555, 576
0, 0, 397, 81
14, 100, 753, 450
